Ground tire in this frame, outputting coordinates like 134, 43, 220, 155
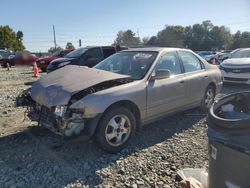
95, 107, 136, 153
200, 85, 216, 112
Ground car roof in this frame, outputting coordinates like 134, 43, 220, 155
121, 47, 185, 52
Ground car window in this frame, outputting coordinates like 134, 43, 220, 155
95, 52, 157, 80
60, 50, 70, 56
179, 51, 203, 73
85, 48, 103, 59
65, 48, 88, 58
231, 49, 250, 58
156, 52, 182, 75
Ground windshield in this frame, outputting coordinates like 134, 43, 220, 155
50, 51, 60, 57
231, 49, 250, 58
65, 48, 88, 58
94, 51, 158, 80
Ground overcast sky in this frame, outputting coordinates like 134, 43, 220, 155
1, 0, 250, 52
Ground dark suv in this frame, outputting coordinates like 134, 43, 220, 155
47, 46, 122, 73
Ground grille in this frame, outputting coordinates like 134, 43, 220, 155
224, 77, 249, 82
222, 67, 250, 73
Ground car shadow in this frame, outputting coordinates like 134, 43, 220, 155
0, 109, 204, 187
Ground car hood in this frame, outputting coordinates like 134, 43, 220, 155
221, 58, 250, 67
50, 57, 75, 65
31, 65, 129, 107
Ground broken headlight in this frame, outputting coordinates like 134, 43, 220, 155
54, 105, 67, 117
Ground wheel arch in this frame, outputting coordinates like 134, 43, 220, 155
103, 100, 141, 128
207, 82, 216, 92
88, 100, 141, 137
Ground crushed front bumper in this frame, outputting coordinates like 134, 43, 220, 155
28, 104, 101, 138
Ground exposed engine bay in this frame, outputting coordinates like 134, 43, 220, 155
18, 78, 132, 137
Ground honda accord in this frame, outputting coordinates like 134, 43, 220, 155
29, 48, 222, 152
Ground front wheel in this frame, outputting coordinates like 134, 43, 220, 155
95, 107, 136, 153
200, 85, 215, 112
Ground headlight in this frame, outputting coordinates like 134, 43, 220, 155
58, 61, 70, 67
40, 60, 46, 64
54, 105, 67, 117
8, 55, 15, 59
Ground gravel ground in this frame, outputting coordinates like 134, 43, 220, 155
0, 67, 249, 188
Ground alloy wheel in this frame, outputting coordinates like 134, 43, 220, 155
105, 114, 132, 147
204, 88, 214, 109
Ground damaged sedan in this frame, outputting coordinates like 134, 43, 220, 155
29, 48, 222, 152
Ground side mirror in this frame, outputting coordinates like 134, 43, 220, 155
151, 69, 171, 80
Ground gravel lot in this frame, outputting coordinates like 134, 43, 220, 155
0, 67, 249, 188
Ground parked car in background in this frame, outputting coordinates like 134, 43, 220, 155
220, 48, 250, 84
0, 49, 14, 67
47, 46, 120, 73
217, 50, 232, 62
197, 51, 218, 64
29, 48, 222, 152
36, 49, 73, 72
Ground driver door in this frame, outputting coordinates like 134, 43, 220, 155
146, 51, 187, 119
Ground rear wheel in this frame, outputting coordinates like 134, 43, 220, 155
200, 85, 215, 112
95, 107, 136, 153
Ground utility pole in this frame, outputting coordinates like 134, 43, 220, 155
53, 25, 57, 49
79, 39, 82, 47
137, 28, 140, 38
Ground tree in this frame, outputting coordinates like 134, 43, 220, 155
0, 25, 25, 51
113, 30, 141, 46
156, 25, 185, 47
146, 36, 158, 46
183, 20, 233, 50
48, 46, 62, 53
65, 42, 75, 50
142, 37, 150, 45
232, 31, 250, 48
114, 20, 250, 51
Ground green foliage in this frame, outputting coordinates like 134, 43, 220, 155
65, 42, 75, 50
143, 20, 250, 50
156, 25, 185, 47
0, 25, 25, 52
114, 30, 141, 46
48, 46, 63, 53
232, 31, 250, 49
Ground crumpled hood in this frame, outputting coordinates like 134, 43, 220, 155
31, 65, 129, 107
222, 58, 250, 67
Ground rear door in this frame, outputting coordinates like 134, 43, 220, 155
83, 48, 103, 67
146, 51, 187, 119
102, 47, 116, 59
178, 51, 207, 104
